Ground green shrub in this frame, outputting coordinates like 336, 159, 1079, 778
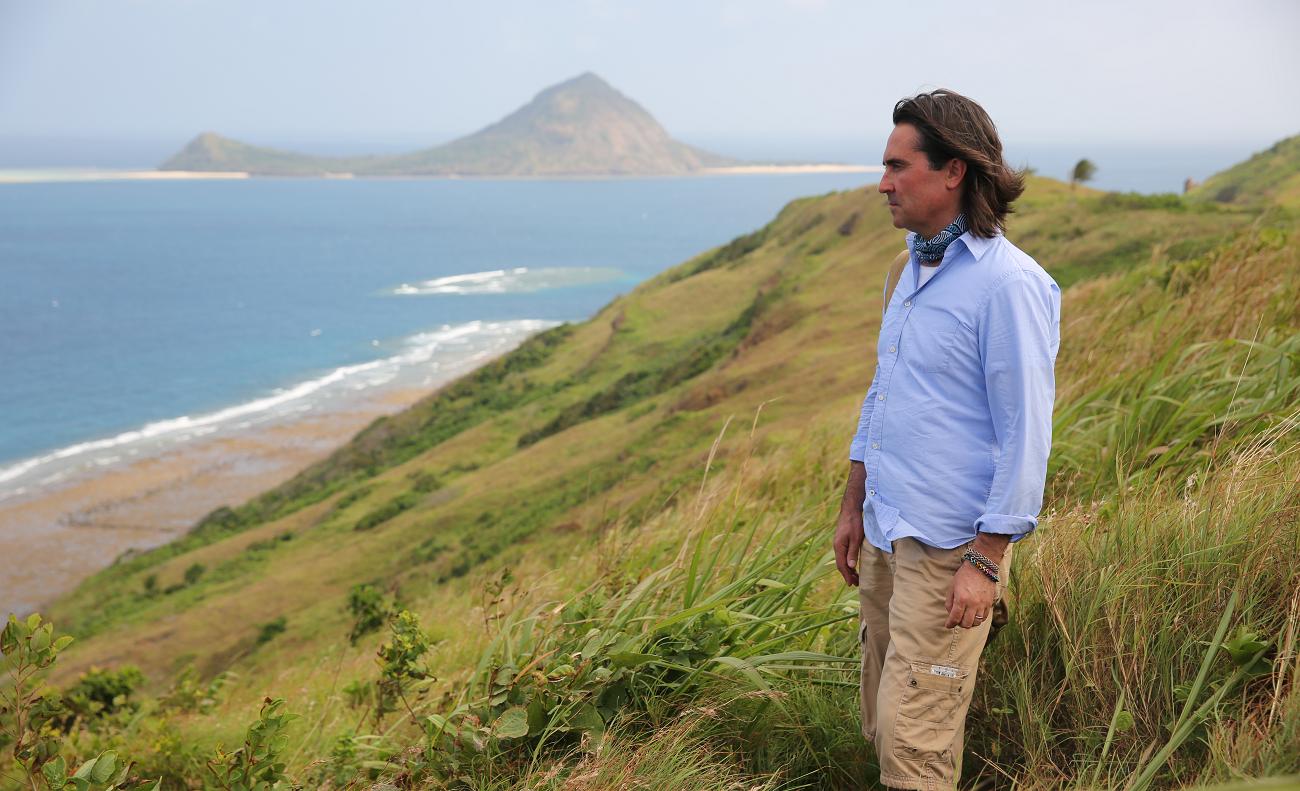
254, 617, 286, 646
61, 665, 146, 724
354, 491, 421, 531
205, 697, 296, 790
346, 583, 397, 644
182, 563, 205, 586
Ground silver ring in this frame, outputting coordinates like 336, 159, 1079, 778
974, 613, 986, 620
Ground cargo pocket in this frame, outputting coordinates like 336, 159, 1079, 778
892, 660, 970, 763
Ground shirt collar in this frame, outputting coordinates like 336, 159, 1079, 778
906, 229, 998, 262
956, 231, 999, 262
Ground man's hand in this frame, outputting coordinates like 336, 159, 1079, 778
833, 508, 864, 587
945, 562, 996, 628
946, 532, 1010, 628
834, 461, 868, 587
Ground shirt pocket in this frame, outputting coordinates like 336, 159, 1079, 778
902, 317, 961, 374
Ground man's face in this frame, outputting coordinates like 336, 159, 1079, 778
878, 123, 963, 238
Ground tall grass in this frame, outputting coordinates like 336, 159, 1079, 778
380, 228, 1300, 789
411, 410, 1297, 789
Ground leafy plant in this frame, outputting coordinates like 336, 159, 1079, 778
159, 666, 231, 714
205, 697, 297, 791
346, 584, 398, 645
60, 665, 145, 727
1, 613, 159, 790
372, 611, 435, 725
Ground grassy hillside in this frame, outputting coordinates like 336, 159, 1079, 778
1189, 134, 1300, 210
7, 148, 1300, 790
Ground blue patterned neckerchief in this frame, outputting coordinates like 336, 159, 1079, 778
912, 213, 968, 263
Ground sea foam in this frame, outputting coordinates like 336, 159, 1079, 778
0, 319, 558, 500
392, 266, 623, 296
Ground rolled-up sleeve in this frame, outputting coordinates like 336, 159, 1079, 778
849, 366, 880, 462
973, 273, 1061, 539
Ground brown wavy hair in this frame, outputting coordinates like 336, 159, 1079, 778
892, 89, 1025, 238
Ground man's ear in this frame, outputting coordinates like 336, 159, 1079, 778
945, 158, 967, 191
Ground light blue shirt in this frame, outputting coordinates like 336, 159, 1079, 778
849, 230, 1061, 553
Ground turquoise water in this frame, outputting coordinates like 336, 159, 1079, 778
0, 174, 870, 495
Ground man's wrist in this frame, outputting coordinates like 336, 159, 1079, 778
972, 530, 1010, 565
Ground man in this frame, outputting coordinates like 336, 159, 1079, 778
832, 90, 1061, 791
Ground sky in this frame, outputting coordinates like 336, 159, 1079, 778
2, 0, 1298, 165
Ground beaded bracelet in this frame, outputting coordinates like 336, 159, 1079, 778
962, 548, 1000, 583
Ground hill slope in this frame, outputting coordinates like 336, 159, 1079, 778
25, 145, 1300, 789
159, 73, 736, 177
1188, 133, 1300, 210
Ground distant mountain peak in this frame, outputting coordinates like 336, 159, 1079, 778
160, 74, 736, 177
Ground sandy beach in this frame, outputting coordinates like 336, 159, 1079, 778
702, 164, 882, 175
0, 165, 879, 186
0, 169, 250, 184
0, 385, 436, 616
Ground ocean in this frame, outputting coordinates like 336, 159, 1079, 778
0, 173, 872, 499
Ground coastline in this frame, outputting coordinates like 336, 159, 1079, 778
699, 164, 880, 175
0, 169, 251, 184
0, 164, 879, 185
0, 324, 549, 616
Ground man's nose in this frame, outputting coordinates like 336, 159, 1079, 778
877, 178, 891, 194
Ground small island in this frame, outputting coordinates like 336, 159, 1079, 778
159, 72, 874, 178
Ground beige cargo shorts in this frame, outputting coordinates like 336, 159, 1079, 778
857, 537, 1010, 791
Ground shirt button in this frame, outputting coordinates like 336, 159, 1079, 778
903, 300, 912, 307
877, 394, 885, 401
872, 442, 880, 449
888, 345, 896, 353
868, 489, 876, 497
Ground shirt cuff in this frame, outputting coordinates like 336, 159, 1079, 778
974, 513, 1038, 539
849, 440, 867, 463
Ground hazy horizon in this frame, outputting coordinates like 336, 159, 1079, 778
3, 1, 1297, 147
0, 128, 1277, 196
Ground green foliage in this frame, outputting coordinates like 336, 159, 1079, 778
60, 665, 146, 725
327, 483, 373, 515
681, 226, 769, 279
353, 491, 420, 532
518, 283, 777, 447
159, 666, 231, 714
39, 751, 161, 791
182, 563, 206, 586
346, 583, 398, 645
1050, 329, 1300, 499
307, 729, 380, 789
245, 532, 293, 554
418, 466, 857, 780
1, 614, 159, 790
1189, 133, 1300, 207
1091, 191, 1186, 212
359, 610, 437, 726
406, 469, 442, 494
1071, 157, 1097, 186
205, 697, 297, 791
254, 617, 287, 646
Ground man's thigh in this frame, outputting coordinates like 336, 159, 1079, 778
873, 538, 1001, 791
857, 542, 894, 741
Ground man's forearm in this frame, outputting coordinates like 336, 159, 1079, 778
841, 460, 867, 516
973, 531, 1011, 566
